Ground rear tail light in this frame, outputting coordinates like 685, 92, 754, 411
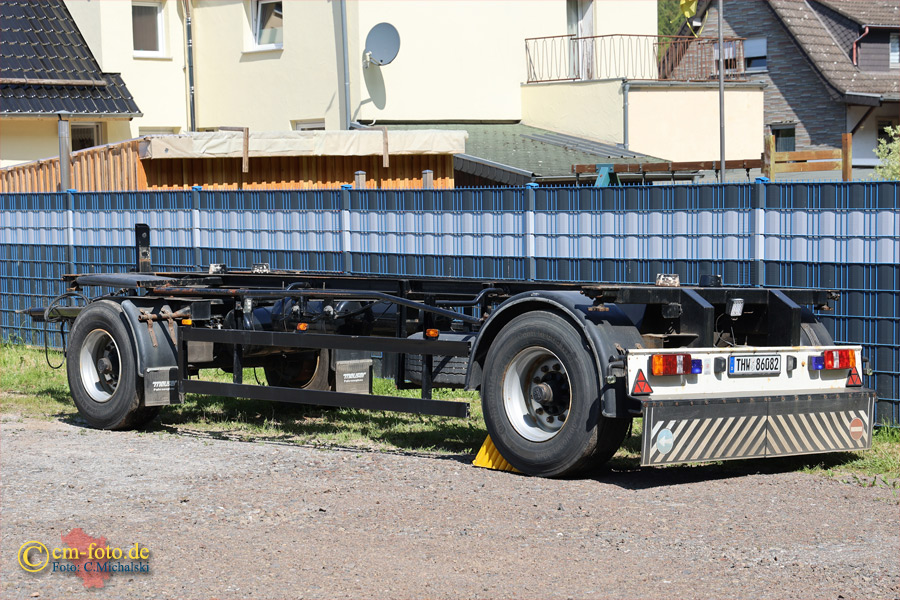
810, 349, 855, 370
650, 353, 693, 376
823, 349, 855, 370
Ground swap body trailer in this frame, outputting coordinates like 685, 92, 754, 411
29, 226, 876, 478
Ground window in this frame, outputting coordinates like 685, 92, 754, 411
772, 125, 796, 152
132, 1, 164, 56
890, 33, 899, 67
291, 119, 325, 131
878, 120, 898, 145
71, 123, 102, 152
139, 126, 180, 136
253, 1, 283, 48
713, 41, 739, 75
744, 37, 767, 72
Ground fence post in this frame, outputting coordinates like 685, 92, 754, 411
354, 170, 366, 189
422, 170, 434, 189
340, 184, 353, 273
524, 182, 537, 281
191, 186, 202, 269
750, 177, 767, 287
762, 134, 775, 180
65, 188, 76, 274
841, 133, 852, 182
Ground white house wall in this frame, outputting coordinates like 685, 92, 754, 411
191, 0, 345, 131
66, 0, 190, 138
847, 104, 900, 168
351, 1, 567, 122
520, 80, 624, 144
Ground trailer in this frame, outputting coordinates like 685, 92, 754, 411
28, 225, 876, 478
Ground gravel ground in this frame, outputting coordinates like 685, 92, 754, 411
2, 414, 898, 600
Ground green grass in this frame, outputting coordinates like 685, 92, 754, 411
1, 345, 897, 482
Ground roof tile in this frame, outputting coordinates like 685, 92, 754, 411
0, 0, 141, 116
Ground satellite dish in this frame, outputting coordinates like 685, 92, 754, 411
364, 23, 400, 68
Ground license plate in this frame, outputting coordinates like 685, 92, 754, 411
729, 354, 781, 376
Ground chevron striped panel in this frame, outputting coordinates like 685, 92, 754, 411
641, 392, 875, 467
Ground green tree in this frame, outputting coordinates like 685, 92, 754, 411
659, 0, 685, 37
874, 126, 899, 180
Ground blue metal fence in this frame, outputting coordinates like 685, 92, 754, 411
1, 182, 897, 424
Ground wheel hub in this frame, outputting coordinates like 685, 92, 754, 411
502, 347, 572, 442
79, 329, 121, 403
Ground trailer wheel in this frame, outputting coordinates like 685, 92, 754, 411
800, 309, 834, 346
264, 350, 333, 391
67, 301, 158, 430
481, 312, 629, 477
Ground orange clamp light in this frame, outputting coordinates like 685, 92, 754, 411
181, 318, 192, 326
425, 328, 439, 339
650, 353, 692, 376
297, 322, 309, 331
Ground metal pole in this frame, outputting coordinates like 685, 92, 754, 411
57, 113, 71, 192
339, 0, 351, 129
718, 0, 726, 181
184, 0, 196, 131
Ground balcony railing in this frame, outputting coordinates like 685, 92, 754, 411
525, 34, 746, 84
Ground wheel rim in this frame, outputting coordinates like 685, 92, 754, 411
502, 346, 571, 442
79, 329, 121, 403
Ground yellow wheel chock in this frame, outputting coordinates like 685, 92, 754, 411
472, 435, 520, 473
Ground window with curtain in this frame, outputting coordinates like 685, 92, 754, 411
132, 2, 163, 55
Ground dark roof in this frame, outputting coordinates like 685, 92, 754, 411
768, 0, 899, 98
814, 0, 900, 26
686, 0, 899, 100
387, 123, 661, 183
0, 0, 141, 117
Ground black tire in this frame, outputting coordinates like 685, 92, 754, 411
405, 353, 468, 387
800, 308, 834, 346
481, 312, 630, 478
67, 301, 159, 430
264, 349, 333, 391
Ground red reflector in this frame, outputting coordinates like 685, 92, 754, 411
823, 349, 855, 370
846, 366, 863, 387
631, 369, 653, 395
650, 353, 692, 376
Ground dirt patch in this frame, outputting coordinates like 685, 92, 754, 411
2, 416, 898, 599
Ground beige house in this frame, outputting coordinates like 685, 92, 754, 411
6, 0, 770, 169
62, 0, 657, 134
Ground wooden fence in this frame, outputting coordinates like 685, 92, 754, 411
0, 139, 455, 193
762, 133, 852, 180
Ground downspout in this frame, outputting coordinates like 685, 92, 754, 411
852, 26, 870, 65
622, 79, 630, 150
183, 0, 196, 131
339, 0, 351, 129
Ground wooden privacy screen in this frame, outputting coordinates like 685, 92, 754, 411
0, 139, 455, 193
763, 133, 852, 181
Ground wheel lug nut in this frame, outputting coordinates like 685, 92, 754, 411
533, 377, 541, 383
541, 365, 550, 373
536, 408, 544, 415
546, 416, 554, 423
553, 363, 561, 371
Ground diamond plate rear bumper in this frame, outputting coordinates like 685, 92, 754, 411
641, 389, 876, 467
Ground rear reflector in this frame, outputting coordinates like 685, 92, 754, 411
650, 353, 692, 376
